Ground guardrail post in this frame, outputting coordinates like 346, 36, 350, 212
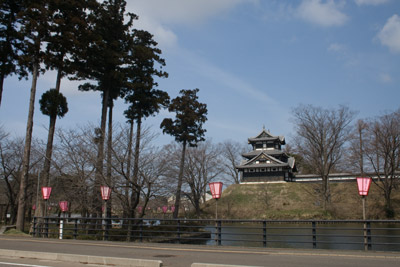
263, 221, 267, 248
312, 221, 317, 249
73, 219, 78, 239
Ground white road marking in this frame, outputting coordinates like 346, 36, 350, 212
0, 262, 52, 267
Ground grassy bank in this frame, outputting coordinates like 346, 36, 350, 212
202, 181, 400, 220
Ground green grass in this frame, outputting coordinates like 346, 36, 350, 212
4, 229, 30, 237
202, 182, 400, 220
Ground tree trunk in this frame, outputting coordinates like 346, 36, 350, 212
93, 88, 109, 217
106, 103, 113, 218
384, 187, 394, 218
322, 174, 331, 210
124, 120, 133, 219
173, 141, 187, 219
16, 62, 38, 231
42, 115, 57, 187
0, 73, 4, 107
34, 68, 63, 233
127, 119, 141, 241
4, 175, 16, 223
129, 118, 141, 218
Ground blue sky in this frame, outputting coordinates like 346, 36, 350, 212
1, 0, 400, 146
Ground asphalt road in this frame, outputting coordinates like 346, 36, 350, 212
1, 235, 400, 267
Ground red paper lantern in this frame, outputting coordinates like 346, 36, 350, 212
41, 187, 52, 200
209, 182, 223, 199
171, 206, 175, 213
137, 206, 143, 213
100, 186, 111, 200
357, 177, 372, 196
59, 201, 69, 212
162, 206, 168, 213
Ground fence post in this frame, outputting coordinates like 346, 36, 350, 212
363, 221, 368, 251
365, 221, 372, 250
263, 221, 267, 248
73, 219, 78, 240
32, 217, 37, 237
216, 220, 222, 246
312, 221, 317, 249
45, 217, 49, 238
177, 220, 181, 244
139, 219, 143, 242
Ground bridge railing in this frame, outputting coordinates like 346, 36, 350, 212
31, 217, 400, 251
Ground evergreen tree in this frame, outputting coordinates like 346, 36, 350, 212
76, 0, 136, 216
36, 0, 95, 216
123, 29, 169, 220
160, 89, 207, 218
0, 0, 26, 107
39, 88, 68, 186
16, 0, 51, 231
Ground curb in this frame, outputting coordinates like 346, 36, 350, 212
0, 249, 162, 267
192, 264, 261, 267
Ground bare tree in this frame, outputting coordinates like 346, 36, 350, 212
183, 141, 223, 217
363, 110, 400, 217
292, 104, 355, 209
347, 119, 368, 175
0, 127, 43, 224
220, 140, 248, 184
53, 125, 97, 216
0, 129, 23, 223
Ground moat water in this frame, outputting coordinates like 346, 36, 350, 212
203, 222, 400, 251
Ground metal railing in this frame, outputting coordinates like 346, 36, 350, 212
32, 217, 400, 251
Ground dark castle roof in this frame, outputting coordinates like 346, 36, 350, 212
248, 128, 285, 144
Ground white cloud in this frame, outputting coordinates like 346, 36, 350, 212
127, 0, 256, 25
328, 42, 346, 52
133, 17, 178, 49
377, 14, 400, 53
296, 0, 348, 27
354, 0, 389, 6
126, 0, 256, 48
379, 73, 392, 83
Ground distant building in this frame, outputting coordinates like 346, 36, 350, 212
236, 128, 297, 183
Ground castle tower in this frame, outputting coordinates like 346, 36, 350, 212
236, 128, 297, 183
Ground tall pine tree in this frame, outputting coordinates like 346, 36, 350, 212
160, 89, 207, 218
123, 29, 169, 221
75, 0, 136, 216
16, 0, 51, 231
